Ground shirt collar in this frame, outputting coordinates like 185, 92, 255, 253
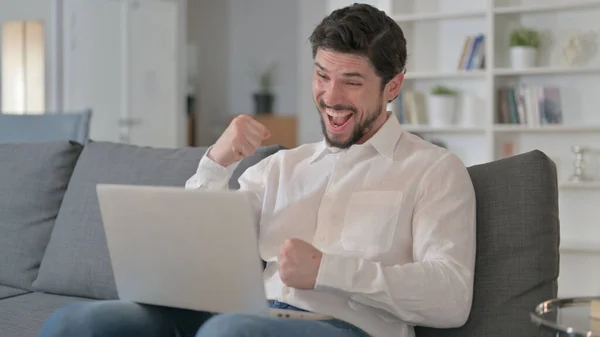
307, 140, 338, 164
308, 112, 403, 164
366, 111, 402, 160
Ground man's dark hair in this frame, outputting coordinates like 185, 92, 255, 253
309, 3, 407, 87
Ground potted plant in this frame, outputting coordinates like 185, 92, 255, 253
509, 28, 540, 69
427, 85, 457, 127
253, 62, 277, 115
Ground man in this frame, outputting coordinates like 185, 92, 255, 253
38, 3, 476, 337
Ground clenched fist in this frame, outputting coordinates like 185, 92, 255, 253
278, 238, 323, 289
207, 115, 271, 167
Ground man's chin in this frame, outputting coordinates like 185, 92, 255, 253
325, 132, 353, 149
319, 115, 355, 148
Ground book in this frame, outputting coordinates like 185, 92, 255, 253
457, 34, 485, 70
495, 85, 563, 125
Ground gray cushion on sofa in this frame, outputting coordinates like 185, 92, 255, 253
0, 292, 89, 337
0, 285, 28, 300
415, 150, 559, 337
0, 141, 83, 290
0, 110, 92, 144
33, 142, 284, 300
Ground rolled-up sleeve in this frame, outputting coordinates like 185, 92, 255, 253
185, 148, 241, 190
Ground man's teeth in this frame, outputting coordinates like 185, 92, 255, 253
326, 110, 352, 118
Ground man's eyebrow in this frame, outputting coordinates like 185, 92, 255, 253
314, 62, 364, 78
342, 72, 364, 78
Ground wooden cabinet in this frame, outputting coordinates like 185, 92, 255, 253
254, 115, 297, 149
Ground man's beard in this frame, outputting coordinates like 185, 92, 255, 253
318, 98, 383, 149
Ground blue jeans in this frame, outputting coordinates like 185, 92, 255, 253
38, 299, 370, 337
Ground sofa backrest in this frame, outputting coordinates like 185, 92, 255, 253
0, 141, 83, 290
0, 110, 92, 144
32, 141, 284, 299
415, 150, 559, 337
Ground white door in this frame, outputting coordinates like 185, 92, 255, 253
128, 0, 182, 148
62, 0, 123, 143
61, 0, 184, 147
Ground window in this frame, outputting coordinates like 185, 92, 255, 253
1, 20, 45, 114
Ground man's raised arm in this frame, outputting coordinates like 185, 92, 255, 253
185, 114, 271, 191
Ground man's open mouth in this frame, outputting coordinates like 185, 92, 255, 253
326, 110, 353, 129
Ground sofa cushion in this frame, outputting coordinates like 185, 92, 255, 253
0, 141, 83, 290
0, 285, 28, 300
33, 141, 284, 300
415, 150, 559, 337
0, 292, 89, 337
0, 110, 92, 144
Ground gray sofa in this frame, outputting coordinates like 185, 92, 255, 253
0, 140, 559, 337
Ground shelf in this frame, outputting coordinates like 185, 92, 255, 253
560, 241, 600, 254
493, 125, 600, 133
401, 125, 486, 133
494, 1, 600, 15
560, 181, 600, 189
405, 70, 485, 80
493, 66, 600, 76
392, 10, 486, 23
404, 67, 600, 78
384, 2, 600, 292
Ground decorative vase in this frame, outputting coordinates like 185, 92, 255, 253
459, 94, 479, 127
427, 95, 456, 127
253, 92, 274, 115
510, 46, 537, 69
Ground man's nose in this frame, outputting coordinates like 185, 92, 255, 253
322, 82, 345, 107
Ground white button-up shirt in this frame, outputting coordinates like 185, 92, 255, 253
185, 113, 476, 337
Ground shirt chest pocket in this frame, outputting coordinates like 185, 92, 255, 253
340, 191, 403, 255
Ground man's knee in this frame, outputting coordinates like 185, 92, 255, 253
39, 302, 94, 337
38, 300, 144, 337
195, 313, 269, 337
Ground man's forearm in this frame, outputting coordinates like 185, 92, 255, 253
314, 253, 474, 328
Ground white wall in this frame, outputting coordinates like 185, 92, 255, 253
187, 0, 231, 145
229, 0, 297, 117
297, 0, 327, 145
188, 0, 300, 146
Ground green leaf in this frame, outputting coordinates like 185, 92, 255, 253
430, 85, 457, 95
509, 28, 540, 48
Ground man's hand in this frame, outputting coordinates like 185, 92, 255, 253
278, 238, 323, 289
207, 115, 271, 167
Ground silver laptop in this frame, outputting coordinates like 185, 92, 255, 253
96, 184, 331, 320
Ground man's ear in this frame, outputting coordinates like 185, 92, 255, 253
385, 72, 404, 103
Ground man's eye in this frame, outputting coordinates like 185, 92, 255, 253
317, 72, 327, 79
347, 82, 361, 86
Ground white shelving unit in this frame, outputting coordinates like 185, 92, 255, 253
391, 10, 486, 23
560, 181, 600, 189
384, 0, 600, 297
493, 1, 600, 14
